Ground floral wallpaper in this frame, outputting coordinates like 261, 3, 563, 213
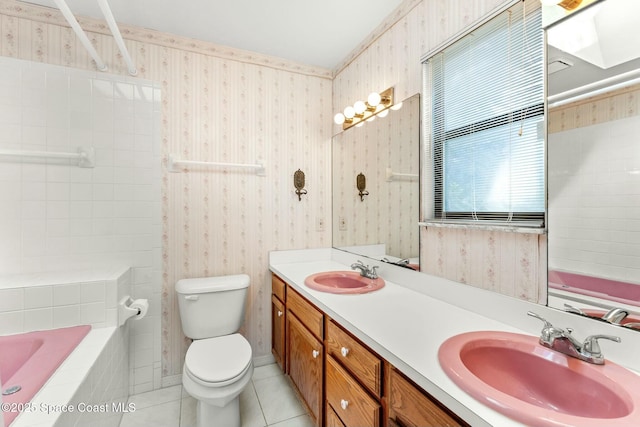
0, 0, 331, 385
0, 0, 550, 388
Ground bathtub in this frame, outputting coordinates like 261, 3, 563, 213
548, 270, 640, 307
1, 326, 90, 426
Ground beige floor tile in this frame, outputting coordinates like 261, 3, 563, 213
253, 374, 306, 425
127, 384, 182, 410
120, 400, 181, 427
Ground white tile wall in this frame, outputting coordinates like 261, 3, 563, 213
0, 57, 161, 393
0, 267, 130, 334
548, 115, 640, 284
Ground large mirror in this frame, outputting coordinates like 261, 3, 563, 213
332, 93, 420, 270
546, 0, 640, 330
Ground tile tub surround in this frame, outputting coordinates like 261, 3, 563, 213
9, 326, 129, 427
0, 266, 131, 335
270, 248, 640, 427
0, 55, 162, 393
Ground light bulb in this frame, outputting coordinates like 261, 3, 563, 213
334, 113, 345, 125
391, 102, 403, 111
353, 101, 366, 115
367, 92, 381, 107
344, 106, 355, 119
378, 110, 389, 118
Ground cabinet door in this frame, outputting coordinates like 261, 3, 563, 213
388, 367, 468, 427
271, 294, 286, 371
288, 313, 323, 425
326, 356, 380, 427
326, 405, 346, 427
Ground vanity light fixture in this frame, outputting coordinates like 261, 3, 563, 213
540, 0, 582, 11
334, 88, 395, 130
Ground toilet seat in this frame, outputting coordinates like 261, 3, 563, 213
185, 334, 252, 387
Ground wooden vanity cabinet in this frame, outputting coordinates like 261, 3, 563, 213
286, 286, 325, 426
387, 366, 469, 427
271, 273, 468, 427
271, 275, 286, 370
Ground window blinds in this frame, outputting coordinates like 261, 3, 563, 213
425, 1, 544, 227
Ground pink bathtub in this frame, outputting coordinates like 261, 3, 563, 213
549, 270, 640, 307
0, 325, 91, 426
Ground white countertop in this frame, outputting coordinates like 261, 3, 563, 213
270, 248, 640, 427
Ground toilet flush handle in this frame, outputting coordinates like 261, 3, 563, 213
184, 295, 199, 301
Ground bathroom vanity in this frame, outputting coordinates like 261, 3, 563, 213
271, 273, 464, 427
270, 248, 640, 427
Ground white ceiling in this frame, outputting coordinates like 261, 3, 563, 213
20, 0, 404, 70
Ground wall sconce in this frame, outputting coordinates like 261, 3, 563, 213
293, 169, 307, 201
540, 0, 582, 10
356, 172, 369, 201
334, 88, 394, 130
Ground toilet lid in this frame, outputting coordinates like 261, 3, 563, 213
185, 334, 252, 384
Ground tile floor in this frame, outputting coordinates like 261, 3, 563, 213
119, 364, 313, 427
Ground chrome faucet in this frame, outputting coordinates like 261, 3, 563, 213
527, 311, 621, 365
350, 260, 379, 279
602, 307, 629, 325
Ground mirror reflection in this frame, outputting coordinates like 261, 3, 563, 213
332, 93, 420, 270
546, 0, 640, 330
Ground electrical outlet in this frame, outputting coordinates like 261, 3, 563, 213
339, 216, 347, 231
316, 217, 325, 232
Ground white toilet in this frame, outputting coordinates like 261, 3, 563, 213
176, 274, 254, 427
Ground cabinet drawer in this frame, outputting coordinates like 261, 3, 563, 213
287, 287, 323, 340
327, 320, 382, 396
326, 355, 380, 427
389, 367, 467, 427
271, 274, 286, 302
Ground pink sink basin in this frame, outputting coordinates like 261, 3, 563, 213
304, 271, 385, 294
439, 331, 640, 427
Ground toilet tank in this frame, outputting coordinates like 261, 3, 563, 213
176, 274, 250, 339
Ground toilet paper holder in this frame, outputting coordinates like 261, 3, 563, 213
119, 296, 149, 326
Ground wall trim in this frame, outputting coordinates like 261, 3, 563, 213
332, 0, 422, 76
0, 0, 332, 79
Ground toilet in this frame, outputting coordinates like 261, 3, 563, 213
176, 274, 254, 427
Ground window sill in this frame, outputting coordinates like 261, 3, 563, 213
418, 220, 546, 234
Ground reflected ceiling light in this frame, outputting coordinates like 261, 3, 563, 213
540, 0, 583, 11
333, 87, 394, 130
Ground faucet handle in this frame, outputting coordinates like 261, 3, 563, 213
583, 334, 621, 358
527, 311, 553, 328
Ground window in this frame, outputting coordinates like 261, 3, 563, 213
423, 1, 544, 228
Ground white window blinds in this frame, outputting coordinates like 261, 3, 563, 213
424, 1, 544, 228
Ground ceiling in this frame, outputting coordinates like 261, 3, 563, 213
547, 0, 640, 96
19, 0, 404, 70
